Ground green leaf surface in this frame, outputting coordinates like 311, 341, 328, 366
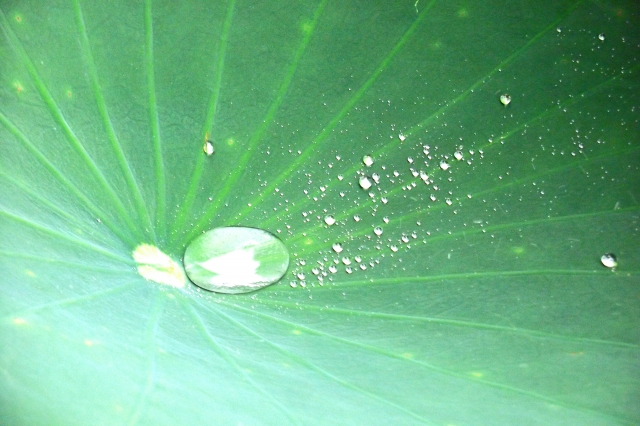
1, 0, 639, 425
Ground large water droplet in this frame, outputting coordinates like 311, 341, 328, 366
359, 176, 373, 190
362, 155, 374, 167
600, 253, 617, 269
500, 94, 511, 106
203, 140, 214, 156
373, 226, 383, 236
183, 227, 290, 294
324, 215, 336, 226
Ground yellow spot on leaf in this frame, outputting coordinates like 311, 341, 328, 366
300, 20, 313, 34
292, 329, 302, 335
470, 371, 484, 378
13, 81, 24, 93
132, 244, 186, 288
12, 318, 27, 325
25, 270, 36, 277
84, 339, 97, 346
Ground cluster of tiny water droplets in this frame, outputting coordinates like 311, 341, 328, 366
285, 111, 491, 290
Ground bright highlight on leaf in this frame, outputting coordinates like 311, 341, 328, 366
132, 244, 186, 288
183, 227, 290, 294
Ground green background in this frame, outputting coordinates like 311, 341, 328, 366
1, 0, 639, 425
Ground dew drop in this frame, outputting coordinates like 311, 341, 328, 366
342, 257, 352, 265
390, 245, 398, 252
373, 226, 383, 236
203, 140, 214, 156
332, 243, 343, 253
324, 215, 336, 226
600, 253, 617, 269
329, 265, 338, 273
401, 234, 409, 243
500, 94, 511, 106
362, 155, 374, 167
359, 176, 373, 190
183, 227, 289, 294
440, 161, 450, 171
297, 272, 306, 280
353, 214, 361, 222
345, 267, 353, 274
598, 33, 605, 41
383, 216, 390, 224
454, 151, 463, 161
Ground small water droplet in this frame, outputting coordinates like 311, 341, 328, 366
383, 216, 390, 224
373, 226, 383, 236
362, 155, 374, 167
342, 257, 352, 265
345, 266, 353, 274
329, 265, 338, 273
398, 133, 406, 141
324, 215, 336, 226
372, 173, 381, 183
337, 174, 344, 181
289, 280, 297, 288
454, 151, 463, 161
297, 272, 306, 280
500, 94, 511, 106
445, 198, 453, 206
354, 255, 362, 263
353, 214, 361, 222
440, 161, 450, 171
332, 243, 343, 253
311, 267, 320, 275
390, 245, 398, 252
359, 176, 373, 190
598, 33, 605, 41
600, 253, 617, 269
401, 234, 409, 243
407, 156, 414, 164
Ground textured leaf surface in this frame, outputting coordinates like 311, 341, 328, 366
1, 0, 639, 425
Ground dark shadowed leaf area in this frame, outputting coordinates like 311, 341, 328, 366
1, 0, 639, 425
